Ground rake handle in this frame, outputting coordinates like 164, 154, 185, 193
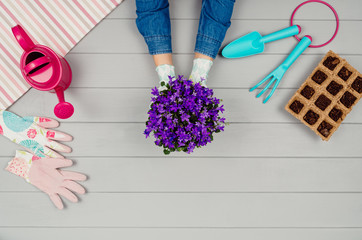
281, 36, 312, 69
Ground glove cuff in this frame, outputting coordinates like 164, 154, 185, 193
5, 151, 37, 182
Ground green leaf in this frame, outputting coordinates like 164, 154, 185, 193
163, 149, 170, 155
161, 82, 165, 86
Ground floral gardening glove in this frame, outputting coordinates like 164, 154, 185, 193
6, 150, 86, 209
156, 64, 175, 91
0, 109, 72, 158
189, 58, 213, 87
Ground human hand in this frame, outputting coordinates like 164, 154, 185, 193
189, 58, 213, 87
155, 64, 175, 91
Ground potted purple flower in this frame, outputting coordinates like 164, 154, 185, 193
144, 75, 225, 154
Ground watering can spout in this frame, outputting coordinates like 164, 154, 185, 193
12, 25, 35, 52
54, 87, 74, 119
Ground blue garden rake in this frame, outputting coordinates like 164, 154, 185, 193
250, 35, 312, 103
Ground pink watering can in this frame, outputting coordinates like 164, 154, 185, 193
12, 25, 74, 119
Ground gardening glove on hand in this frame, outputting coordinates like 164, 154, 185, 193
0, 109, 72, 158
189, 58, 213, 87
6, 150, 87, 210
156, 64, 175, 91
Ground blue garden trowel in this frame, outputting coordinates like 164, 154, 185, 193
222, 25, 301, 58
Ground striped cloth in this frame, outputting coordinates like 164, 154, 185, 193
0, 0, 123, 109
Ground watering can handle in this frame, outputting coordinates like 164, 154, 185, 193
282, 36, 312, 69
260, 25, 301, 44
12, 25, 35, 52
24, 56, 51, 75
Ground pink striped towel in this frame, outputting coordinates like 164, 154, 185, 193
0, 0, 123, 109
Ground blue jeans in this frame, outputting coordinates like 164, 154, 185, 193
135, 0, 235, 59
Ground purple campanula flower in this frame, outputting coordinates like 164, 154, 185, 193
145, 75, 226, 155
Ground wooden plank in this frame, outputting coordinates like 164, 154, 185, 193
1, 0, 362, 237
2, 157, 362, 192
1, 193, 362, 227
2, 228, 362, 240
71, 19, 360, 54
0, 123, 361, 157
108, 0, 362, 21
64, 53, 362, 89
9, 87, 362, 124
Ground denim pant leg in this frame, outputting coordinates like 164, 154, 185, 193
135, 0, 172, 55
195, 0, 235, 59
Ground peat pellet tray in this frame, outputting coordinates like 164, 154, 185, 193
285, 50, 362, 141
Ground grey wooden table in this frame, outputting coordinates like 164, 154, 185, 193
1, 0, 362, 239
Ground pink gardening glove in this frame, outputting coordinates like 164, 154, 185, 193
6, 150, 87, 209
